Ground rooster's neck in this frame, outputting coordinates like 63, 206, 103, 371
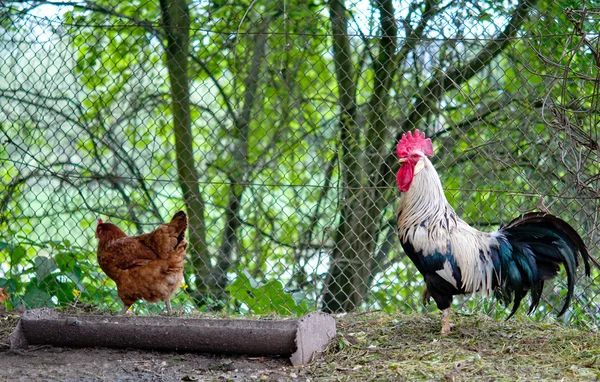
396, 157, 499, 296
396, 157, 461, 244
397, 157, 450, 222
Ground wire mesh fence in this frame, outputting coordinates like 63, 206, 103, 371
1, 0, 599, 327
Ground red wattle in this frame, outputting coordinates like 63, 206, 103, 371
397, 161, 415, 192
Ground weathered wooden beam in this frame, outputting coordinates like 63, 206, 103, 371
10, 309, 336, 366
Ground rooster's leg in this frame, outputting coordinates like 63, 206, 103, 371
441, 308, 452, 335
120, 304, 131, 315
165, 299, 172, 313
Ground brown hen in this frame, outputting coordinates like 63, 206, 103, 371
95, 211, 188, 314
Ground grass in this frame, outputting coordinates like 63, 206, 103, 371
1, 308, 599, 381
0, 313, 18, 351
309, 311, 600, 381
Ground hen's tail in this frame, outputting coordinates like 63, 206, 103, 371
167, 238, 188, 267
496, 212, 591, 318
169, 210, 188, 245
144, 210, 188, 258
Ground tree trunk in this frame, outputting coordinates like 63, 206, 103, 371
323, 0, 400, 313
321, 0, 365, 312
159, 0, 212, 299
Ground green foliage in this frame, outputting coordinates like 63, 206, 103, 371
0, 238, 118, 311
227, 271, 309, 316
1, 0, 599, 329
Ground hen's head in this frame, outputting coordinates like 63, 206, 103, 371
395, 130, 434, 192
96, 219, 126, 241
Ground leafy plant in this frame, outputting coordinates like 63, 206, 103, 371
227, 271, 309, 316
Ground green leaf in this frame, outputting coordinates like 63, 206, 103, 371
0, 277, 22, 294
10, 246, 26, 266
227, 271, 308, 316
34, 256, 58, 280
55, 252, 77, 273
22, 281, 54, 308
529, 75, 543, 86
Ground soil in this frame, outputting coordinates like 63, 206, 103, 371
0, 313, 304, 382
0, 346, 299, 382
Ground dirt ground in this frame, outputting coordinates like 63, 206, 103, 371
0, 313, 304, 382
2, 310, 600, 381
0, 345, 298, 381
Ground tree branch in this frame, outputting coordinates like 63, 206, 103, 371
379, 0, 539, 195
405, 0, 538, 130
394, 0, 439, 69
213, 15, 272, 295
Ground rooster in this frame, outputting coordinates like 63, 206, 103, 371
96, 211, 188, 314
395, 130, 593, 334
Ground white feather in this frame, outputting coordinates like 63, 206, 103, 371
436, 260, 458, 289
397, 157, 500, 295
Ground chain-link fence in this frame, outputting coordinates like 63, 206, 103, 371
1, 0, 599, 326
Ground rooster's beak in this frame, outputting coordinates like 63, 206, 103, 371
399, 158, 407, 163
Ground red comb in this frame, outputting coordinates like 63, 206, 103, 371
396, 129, 434, 158
98, 218, 103, 225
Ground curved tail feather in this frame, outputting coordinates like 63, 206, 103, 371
496, 212, 590, 318
170, 210, 188, 245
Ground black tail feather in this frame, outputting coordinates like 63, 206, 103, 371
498, 212, 590, 318
503, 212, 590, 275
528, 279, 543, 315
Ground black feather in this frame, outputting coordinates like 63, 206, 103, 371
498, 212, 590, 318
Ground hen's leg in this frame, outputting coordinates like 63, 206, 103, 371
166, 299, 172, 313
120, 304, 131, 315
441, 308, 452, 335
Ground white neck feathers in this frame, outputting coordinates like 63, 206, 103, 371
397, 157, 453, 235
396, 157, 498, 295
